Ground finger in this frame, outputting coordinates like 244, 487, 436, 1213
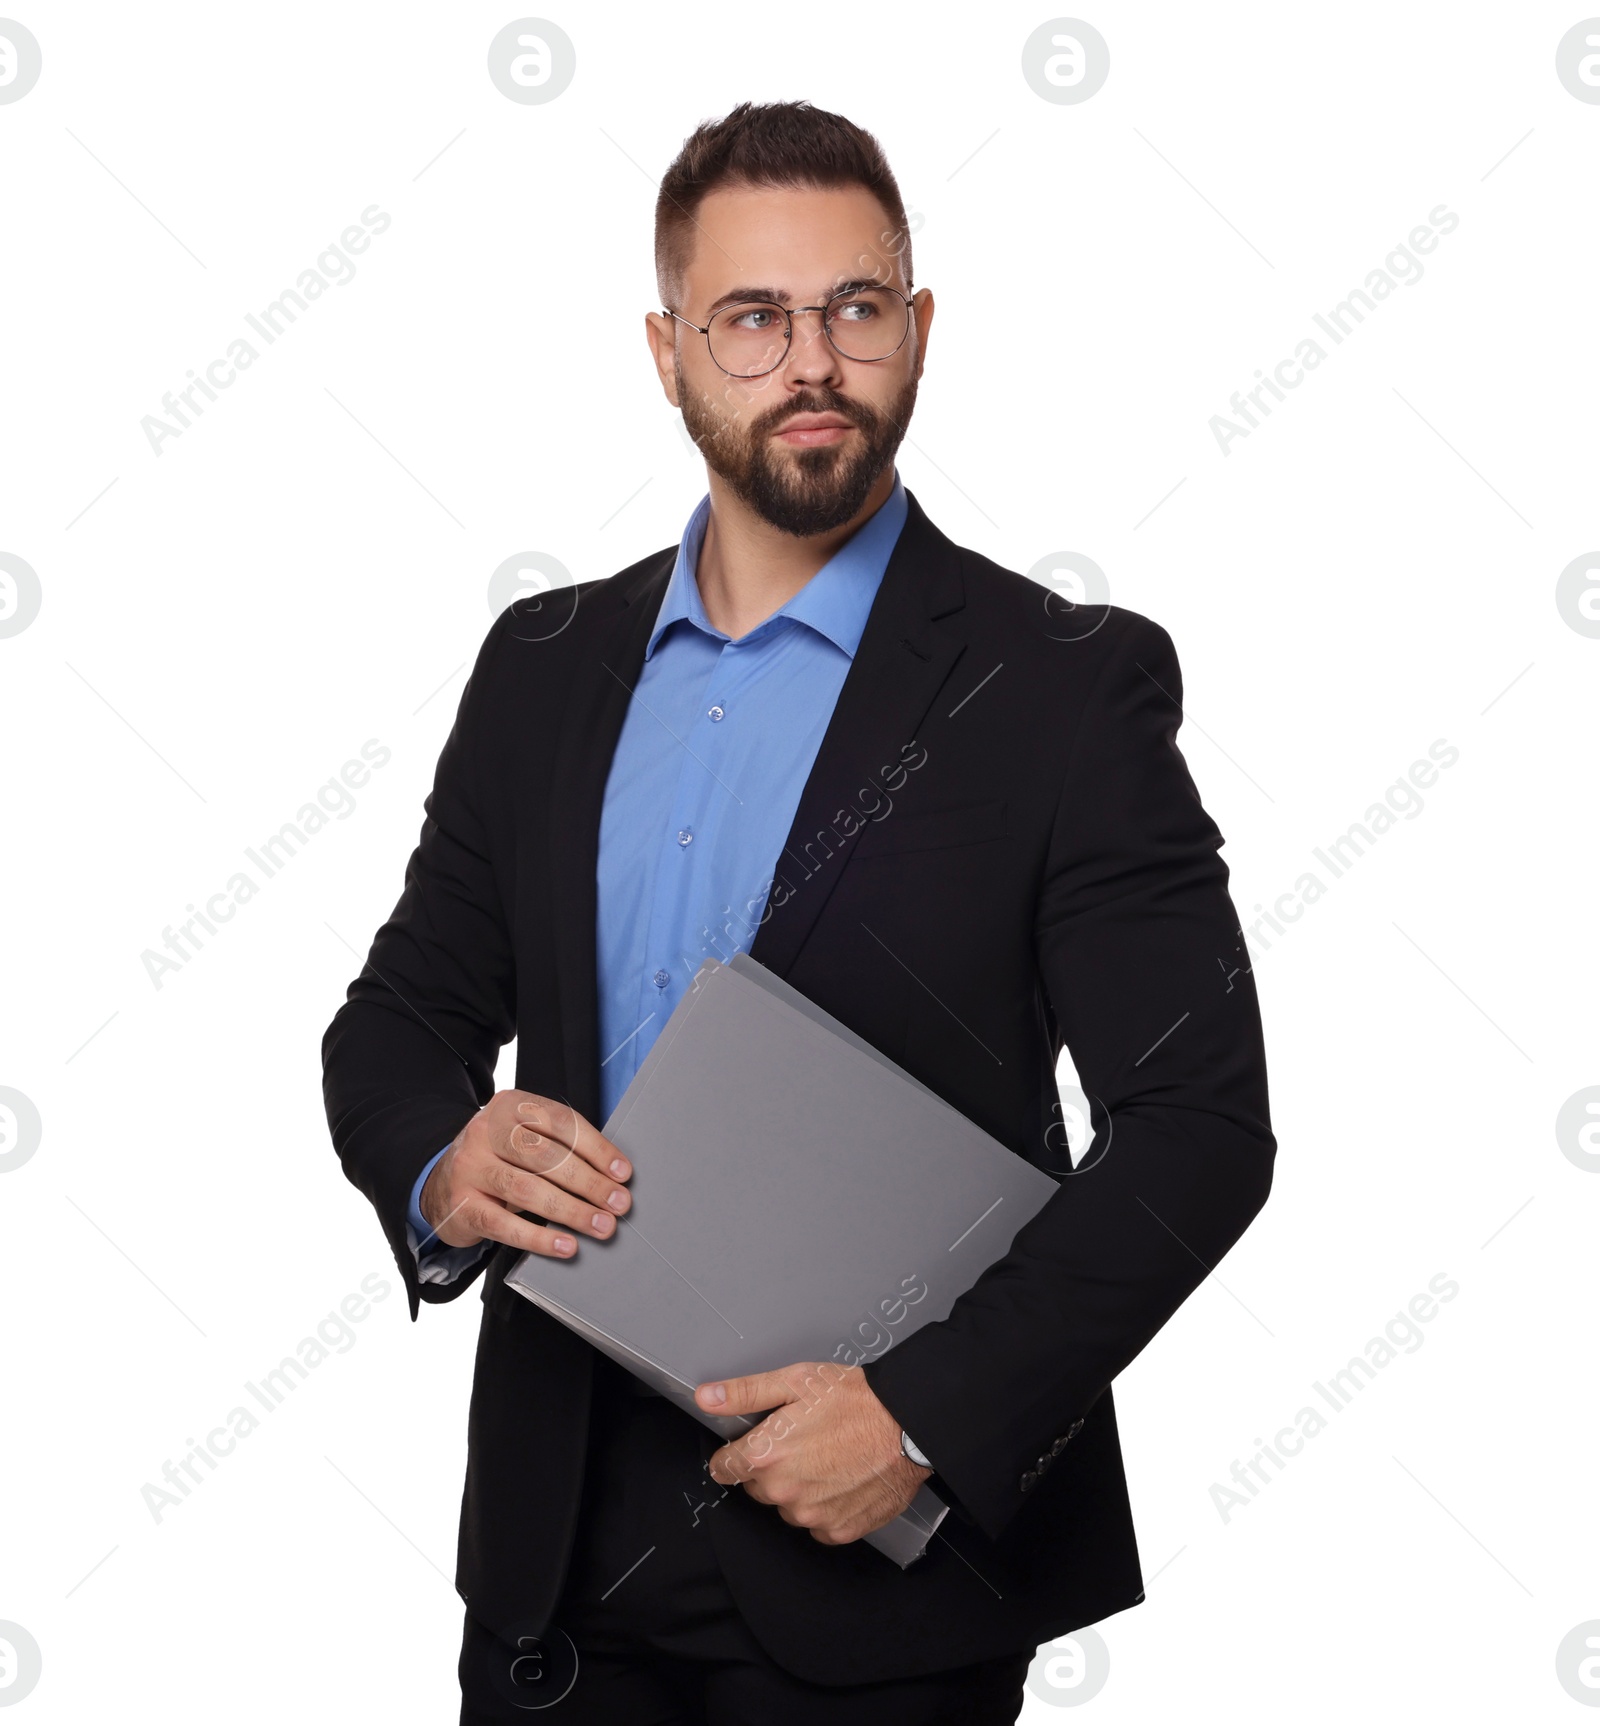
491, 1167, 622, 1241
495, 1133, 630, 1222
696, 1367, 799, 1418
451, 1194, 582, 1260
502, 1109, 631, 1215
707, 1437, 775, 1495
707, 1442, 741, 1488
512, 1094, 625, 1172
509, 1096, 632, 1184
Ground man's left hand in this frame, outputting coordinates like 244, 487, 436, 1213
696, 1361, 932, 1545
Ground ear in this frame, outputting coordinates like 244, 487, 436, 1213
910, 288, 935, 383
644, 311, 682, 408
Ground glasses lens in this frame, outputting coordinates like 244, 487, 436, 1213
825, 288, 909, 361
706, 302, 790, 377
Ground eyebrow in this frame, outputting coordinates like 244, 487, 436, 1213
700, 277, 886, 315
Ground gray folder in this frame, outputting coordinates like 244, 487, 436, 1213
505, 955, 1059, 1567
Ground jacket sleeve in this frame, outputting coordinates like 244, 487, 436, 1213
863, 612, 1276, 1542
321, 612, 517, 1321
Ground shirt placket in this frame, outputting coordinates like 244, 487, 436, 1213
636, 631, 744, 1023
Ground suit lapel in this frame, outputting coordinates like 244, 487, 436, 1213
749, 488, 969, 977
546, 549, 673, 1121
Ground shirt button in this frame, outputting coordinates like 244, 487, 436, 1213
677, 828, 693, 847
708, 705, 725, 722
652, 969, 669, 988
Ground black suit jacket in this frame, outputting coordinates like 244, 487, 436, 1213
321, 489, 1275, 1685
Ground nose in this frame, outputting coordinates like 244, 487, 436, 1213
780, 305, 843, 390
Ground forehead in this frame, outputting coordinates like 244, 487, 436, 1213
681, 181, 906, 308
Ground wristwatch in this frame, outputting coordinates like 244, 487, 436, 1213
899, 1428, 932, 1468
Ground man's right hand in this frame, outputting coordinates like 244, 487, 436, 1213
419, 1090, 632, 1258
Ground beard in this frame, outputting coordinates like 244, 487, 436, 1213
677, 362, 919, 537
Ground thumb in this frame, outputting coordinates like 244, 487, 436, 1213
695, 1366, 797, 1417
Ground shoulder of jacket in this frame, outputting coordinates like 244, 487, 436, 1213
473, 546, 675, 669
953, 546, 1173, 657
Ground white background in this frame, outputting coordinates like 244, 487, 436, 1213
2, 2, 1597, 1720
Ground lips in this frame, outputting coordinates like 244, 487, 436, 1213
775, 413, 854, 433
771, 412, 856, 446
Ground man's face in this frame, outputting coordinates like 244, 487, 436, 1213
648, 182, 933, 537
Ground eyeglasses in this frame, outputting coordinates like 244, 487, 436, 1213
663, 284, 915, 378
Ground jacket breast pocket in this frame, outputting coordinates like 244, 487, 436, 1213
850, 797, 1007, 860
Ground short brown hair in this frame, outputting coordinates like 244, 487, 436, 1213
655, 100, 912, 309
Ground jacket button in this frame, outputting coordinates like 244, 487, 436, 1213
1068, 1418, 1084, 1437
1020, 1469, 1039, 1492
1050, 1436, 1068, 1456
1037, 1454, 1051, 1472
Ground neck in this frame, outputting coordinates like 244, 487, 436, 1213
693, 465, 896, 641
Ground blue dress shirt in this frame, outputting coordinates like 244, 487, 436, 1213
405, 471, 908, 1278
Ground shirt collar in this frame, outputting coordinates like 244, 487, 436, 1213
645, 469, 907, 661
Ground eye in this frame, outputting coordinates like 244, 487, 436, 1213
727, 303, 782, 331
832, 298, 875, 322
